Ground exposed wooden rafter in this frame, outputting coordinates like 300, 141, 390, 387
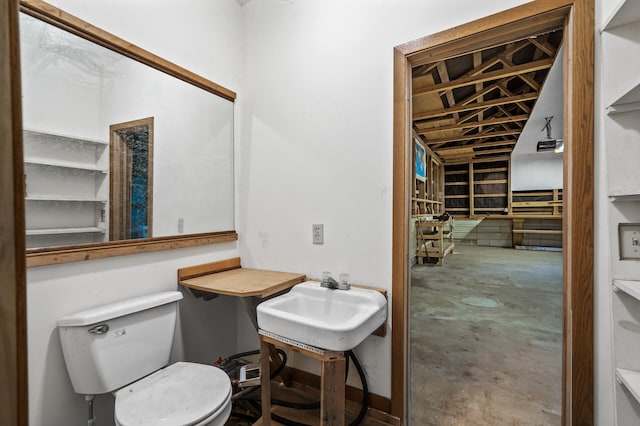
416, 114, 528, 135
414, 92, 538, 121
412, 31, 563, 161
414, 58, 553, 97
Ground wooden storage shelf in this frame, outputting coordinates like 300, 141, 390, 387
444, 159, 509, 217
474, 193, 507, 198
511, 216, 563, 248
415, 217, 454, 266
602, 0, 640, 31
26, 227, 106, 236
474, 179, 508, 185
512, 229, 562, 235
412, 198, 442, 204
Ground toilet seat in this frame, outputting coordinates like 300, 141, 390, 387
114, 362, 232, 426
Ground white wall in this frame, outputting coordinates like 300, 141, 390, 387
511, 47, 564, 191
20, 1, 617, 424
596, 0, 625, 424
511, 154, 563, 191
24, 1, 244, 425
239, 0, 529, 399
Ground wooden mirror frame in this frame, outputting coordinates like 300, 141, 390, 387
20, 0, 238, 267
392, 0, 594, 424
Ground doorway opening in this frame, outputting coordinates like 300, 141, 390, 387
110, 117, 154, 240
391, 1, 594, 424
408, 22, 565, 424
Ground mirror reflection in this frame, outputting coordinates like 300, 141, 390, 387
20, 12, 234, 249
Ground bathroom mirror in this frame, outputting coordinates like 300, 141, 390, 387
20, 1, 237, 266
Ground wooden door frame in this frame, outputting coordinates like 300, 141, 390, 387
1, 0, 28, 424
110, 117, 155, 240
392, 0, 594, 424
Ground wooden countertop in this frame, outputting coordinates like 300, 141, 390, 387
178, 258, 306, 298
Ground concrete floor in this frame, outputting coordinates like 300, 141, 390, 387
410, 245, 562, 426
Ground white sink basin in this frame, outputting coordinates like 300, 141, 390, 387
256, 281, 387, 351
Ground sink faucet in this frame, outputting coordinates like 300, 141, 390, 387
321, 272, 350, 290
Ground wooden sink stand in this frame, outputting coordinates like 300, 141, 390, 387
259, 332, 346, 426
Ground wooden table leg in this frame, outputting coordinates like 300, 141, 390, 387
260, 338, 272, 425
320, 357, 346, 426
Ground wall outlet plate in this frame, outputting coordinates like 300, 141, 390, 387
312, 224, 323, 244
619, 223, 640, 260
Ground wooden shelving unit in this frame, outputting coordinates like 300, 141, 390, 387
415, 217, 454, 266
24, 129, 109, 249
512, 189, 562, 216
444, 158, 509, 217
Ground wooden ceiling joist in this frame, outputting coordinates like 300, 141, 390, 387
413, 58, 553, 97
412, 27, 562, 161
425, 129, 522, 145
413, 92, 538, 121
416, 114, 528, 135
436, 139, 517, 156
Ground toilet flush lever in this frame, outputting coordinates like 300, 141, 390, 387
88, 324, 109, 334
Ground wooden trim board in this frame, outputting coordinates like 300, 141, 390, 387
1, 0, 28, 423
177, 257, 242, 281
392, 0, 594, 424
26, 231, 238, 267
19, 0, 235, 101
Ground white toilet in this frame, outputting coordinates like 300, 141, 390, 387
57, 291, 232, 426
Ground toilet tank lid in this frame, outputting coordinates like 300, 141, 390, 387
57, 291, 183, 327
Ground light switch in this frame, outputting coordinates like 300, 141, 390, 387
619, 223, 640, 260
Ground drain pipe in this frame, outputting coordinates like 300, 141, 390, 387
85, 394, 96, 426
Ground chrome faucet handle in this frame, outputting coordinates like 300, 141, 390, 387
321, 271, 339, 289
338, 273, 351, 290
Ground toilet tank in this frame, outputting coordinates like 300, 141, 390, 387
57, 291, 183, 395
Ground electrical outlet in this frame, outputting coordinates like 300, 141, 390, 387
178, 218, 184, 233
312, 224, 324, 244
619, 223, 640, 260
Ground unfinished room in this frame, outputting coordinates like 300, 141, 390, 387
409, 28, 566, 425
4, 0, 605, 425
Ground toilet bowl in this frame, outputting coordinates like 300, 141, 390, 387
57, 291, 232, 426
114, 362, 232, 426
